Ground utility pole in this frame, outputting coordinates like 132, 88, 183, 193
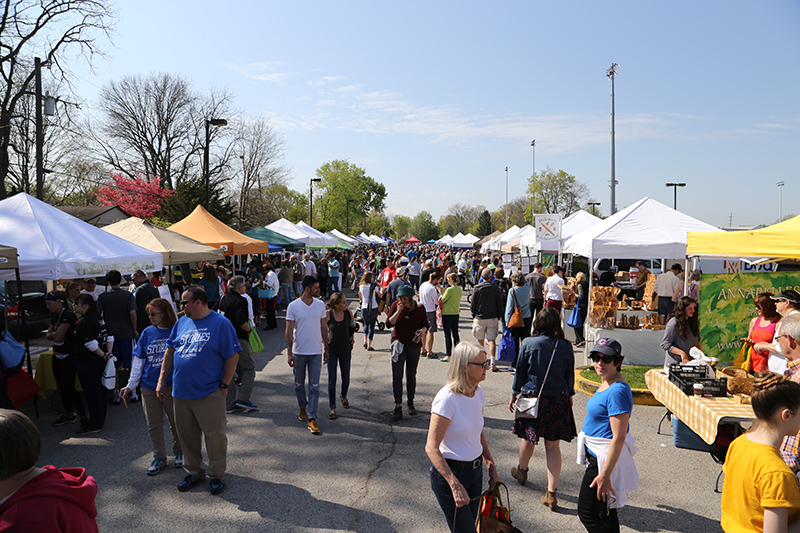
530, 140, 536, 176
35, 58, 44, 200
607, 63, 618, 215
778, 181, 785, 222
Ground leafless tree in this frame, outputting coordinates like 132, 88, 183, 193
0, 0, 113, 198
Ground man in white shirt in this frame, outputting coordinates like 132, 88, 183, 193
80, 278, 101, 300
419, 272, 442, 358
544, 266, 566, 313
652, 263, 684, 317
302, 253, 317, 278
285, 275, 328, 436
753, 290, 800, 375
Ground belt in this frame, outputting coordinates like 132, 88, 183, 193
446, 457, 482, 470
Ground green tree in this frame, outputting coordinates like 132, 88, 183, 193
158, 175, 236, 224
473, 210, 493, 237
439, 203, 484, 236
491, 196, 530, 231
392, 214, 413, 241
525, 167, 593, 219
411, 211, 438, 243
313, 160, 387, 232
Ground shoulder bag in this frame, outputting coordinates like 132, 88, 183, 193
514, 344, 557, 419
0, 330, 26, 370
473, 481, 524, 533
507, 289, 524, 329
566, 296, 582, 328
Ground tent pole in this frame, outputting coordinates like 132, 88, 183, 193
584, 253, 593, 366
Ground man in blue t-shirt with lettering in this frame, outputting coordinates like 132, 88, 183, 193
157, 285, 240, 496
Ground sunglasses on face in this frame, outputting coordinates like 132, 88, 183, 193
590, 354, 616, 364
180, 300, 191, 306
469, 360, 491, 369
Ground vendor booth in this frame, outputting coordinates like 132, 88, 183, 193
103, 217, 225, 264
265, 218, 325, 248
296, 221, 338, 248
243, 226, 304, 251
168, 205, 271, 256
563, 197, 723, 365
329, 229, 360, 247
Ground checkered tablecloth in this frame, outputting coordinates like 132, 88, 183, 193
645, 369, 755, 444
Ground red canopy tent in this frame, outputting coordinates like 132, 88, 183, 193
404, 236, 421, 243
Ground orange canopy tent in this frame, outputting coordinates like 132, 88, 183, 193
168, 205, 270, 256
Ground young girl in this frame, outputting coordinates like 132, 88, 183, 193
721, 372, 800, 533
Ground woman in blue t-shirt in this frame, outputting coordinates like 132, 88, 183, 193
578, 337, 639, 533
121, 298, 182, 476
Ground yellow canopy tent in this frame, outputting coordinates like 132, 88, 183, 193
687, 214, 800, 259
168, 205, 270, 256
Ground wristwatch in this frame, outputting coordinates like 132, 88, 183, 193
219, 382, 229, 389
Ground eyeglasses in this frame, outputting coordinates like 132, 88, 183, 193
179, 300, 191, 306
590, 354, 617, 364
469, 360, 491, 369
777, 334, 794, 342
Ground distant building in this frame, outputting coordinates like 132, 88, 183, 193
57, 205, 130, 227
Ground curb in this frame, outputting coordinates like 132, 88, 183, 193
574, 367, 663, 406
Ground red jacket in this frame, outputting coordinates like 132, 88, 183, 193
0, 466, 98, 532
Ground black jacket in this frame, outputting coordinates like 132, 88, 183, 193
470, 281, 503, 319
218, 292, 250, 340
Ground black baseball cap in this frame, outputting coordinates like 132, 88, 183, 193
771, 290, 800, 306
590, 337, 623, 358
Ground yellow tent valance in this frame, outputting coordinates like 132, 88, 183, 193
687, 214, 800, 260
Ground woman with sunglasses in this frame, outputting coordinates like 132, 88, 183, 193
721, 372, 800, 533
742, 293, 781, 373
121, 298, 183, 476
661, 296, 701, 372
508, 307, 576, 511
426, 342, 501, 532
578, 337, 639, 533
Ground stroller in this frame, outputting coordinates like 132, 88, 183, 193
353, 307, 385, 331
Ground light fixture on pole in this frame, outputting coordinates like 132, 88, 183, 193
34, 57, 56, 200
665, 182, 686, 210
530, 140, 536, 176
346, 199, 354, 234
777, 181, 785, 222
607, 63, 618, 215
587, 202, 601, 217
309, 178, 321, 227
204, 118, 227, 209
505, 166, 509, 229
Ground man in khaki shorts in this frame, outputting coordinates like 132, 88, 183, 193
470, 268, 503, 371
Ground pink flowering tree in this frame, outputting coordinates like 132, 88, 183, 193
96, 172, 175, 219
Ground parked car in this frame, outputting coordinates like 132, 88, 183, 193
592, 259, 663, 283
0, 280, 50, 340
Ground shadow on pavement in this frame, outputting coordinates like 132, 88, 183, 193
621, 504, 723, 533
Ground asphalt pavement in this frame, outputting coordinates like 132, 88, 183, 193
26, 293, 729, 532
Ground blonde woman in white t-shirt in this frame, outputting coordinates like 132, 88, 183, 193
425, 342, 501, 532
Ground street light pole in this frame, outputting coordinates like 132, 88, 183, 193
505, 166, 509, 229
204, 118, 227, 209
309, 178, 321, 227
587, 202, 601, 217
531, 140, 536, 176
665, 182, 686, 210
607, 63, 618, 215
778, 181, 785, 221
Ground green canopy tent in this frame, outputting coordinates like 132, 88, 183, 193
244, 227, 305, 250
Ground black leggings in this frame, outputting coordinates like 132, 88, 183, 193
578, 450, 620, 533
52, 355, 86, 417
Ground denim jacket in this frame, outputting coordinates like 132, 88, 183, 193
512, 334, 575, 397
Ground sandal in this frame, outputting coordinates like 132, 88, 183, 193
341, 397, 349, 408
440, 356, 450, 362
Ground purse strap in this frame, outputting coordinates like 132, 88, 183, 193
454, 481, 509, 530
537, 344, 558, 400
512, 288, 519, 311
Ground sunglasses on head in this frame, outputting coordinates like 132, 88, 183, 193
590, 353, 617, 364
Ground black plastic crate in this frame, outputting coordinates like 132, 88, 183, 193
671, 375, 728, 397
668, 364, 711, 385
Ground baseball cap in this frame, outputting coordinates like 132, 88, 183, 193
396, 266, 407, 277
670, 263, 684, 272
771, 290, 800, 306
590, 337, 623, 358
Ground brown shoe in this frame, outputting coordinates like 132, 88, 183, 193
407, 401, 417, 416
541, 489, 558, 511
391, 407, 403, 422
510, 466, 528, 485
308, 419, 321, 435
298, 407, 308, 421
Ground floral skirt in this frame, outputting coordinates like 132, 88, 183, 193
512, 394, 577, 445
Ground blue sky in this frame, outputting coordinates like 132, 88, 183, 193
67, 0, 799, 229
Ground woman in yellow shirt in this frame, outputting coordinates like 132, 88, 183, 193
721, 372, 800, 533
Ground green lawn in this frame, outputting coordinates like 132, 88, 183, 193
579, 366, 658, 390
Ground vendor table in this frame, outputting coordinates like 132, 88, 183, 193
645, 369, 754, 445
586, 327, 665, 366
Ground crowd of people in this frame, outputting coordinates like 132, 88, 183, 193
5, 243, 800, 532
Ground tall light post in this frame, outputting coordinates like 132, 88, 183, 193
665, 182, 686, 210
309, 178, 321, 227
587, 202, 600, 217
607, 63, 618, 215
778, 181, 785, 221
204, 118, 227, 209
346, 199, 354, 234
530, 140, 536, 176
505, 166, 509, 229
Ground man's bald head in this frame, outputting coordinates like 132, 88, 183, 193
481, 268, 492, 280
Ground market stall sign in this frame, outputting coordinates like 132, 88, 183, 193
699, 272, 800, 362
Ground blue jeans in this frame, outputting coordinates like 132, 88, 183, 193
280, 283, 293, 308
293, 353, 322, 420
327, 350, 351, 409
442, 314, 460, 356
327, 276, 340, 295
430, 460, 483, 533
362, 308, 379, 341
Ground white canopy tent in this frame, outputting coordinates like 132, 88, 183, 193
296, 221, 338, 248
520, 209, 603, 256
488, 225, 532, 252
266, 218, 326, 247
450, 233, 480, 248
328, 229, 359, 247
367, 234, 388, 246
0, 193, 162, 281
436, 234, 453, 245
